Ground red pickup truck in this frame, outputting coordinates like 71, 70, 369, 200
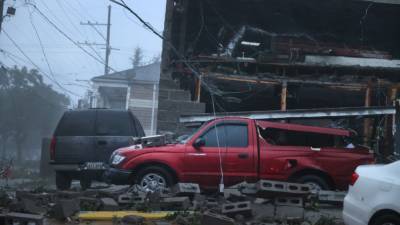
105, 117, 374, 191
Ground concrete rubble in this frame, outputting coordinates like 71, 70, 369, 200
0, 180, 346, 225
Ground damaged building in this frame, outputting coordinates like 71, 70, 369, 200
157, 0, 400, 156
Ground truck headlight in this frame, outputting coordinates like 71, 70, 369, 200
111, 154, 126, 165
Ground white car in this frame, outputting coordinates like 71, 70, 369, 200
343, 160, 400, 225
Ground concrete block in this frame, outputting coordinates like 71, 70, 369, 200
53, 198, 80, 219
5, 212, 43, 225
56, 190, 82, 199
201, 211, 235, 225
100, 198, 119, 211
318, 191, 346, 204
118, 193, 146, 204
223, 188, 246, 202
252, 203, 275, 220
205, 198, 219, 208
274, 197, 303, 207
172, 183, 201, 196
159, 197, 191, 210
256, 180, 311, 197
21, 198, 47, 215
222, 201, 252, 218
275, 206, 304, 220
97, 185, 130, 198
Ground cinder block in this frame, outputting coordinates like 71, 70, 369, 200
201, 211, 235, 225
159, 197, 191, 210
205, 198, 219, 208
100, 198, 119, 211
118, 193, 146, 204
173, 183, 201, 196
222, 201, 252, 218
256, 180, 311, 197
275, 206, 304, 220
53, 199, 80, 219
318, 191, 346, 203
274, 197, 303, 207
252, 203, 275, 220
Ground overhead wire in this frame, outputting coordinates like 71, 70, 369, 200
3, 29, 81, 97
25, 2, 117, 73
29, 10, 57, 81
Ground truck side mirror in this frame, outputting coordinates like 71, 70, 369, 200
193, 137, 205, 148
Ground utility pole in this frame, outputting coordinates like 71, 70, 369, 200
104, 5, 111, 76
79, 5, 115, 75
0, 0, 4, 32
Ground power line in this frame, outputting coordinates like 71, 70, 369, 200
26, 2, 117, 73
3, 29, 81, 97
29, 11, 56, 81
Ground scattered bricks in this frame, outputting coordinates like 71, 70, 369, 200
222, 201, 252, 218
5, 212, 44, 225
201, 211, 235, 225
100, 198, 119, 211
52, 198, 80, 219
172, 183, 201, 196
159, 197, 191, 210
275, 205, 305, 220
121, 215, 144, 225
118, 193, 146, 204
318, 191, 346, 204
274, 197, 303, 207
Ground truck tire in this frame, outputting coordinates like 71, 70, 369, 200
296, 175, 331, 191
135, 166, 175, 192
371, 213, 400, 225
56, 172, 72, 190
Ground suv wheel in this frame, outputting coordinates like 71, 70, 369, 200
135, 166, 174, 192
56, 172, 72, 190
372, 214, 400, 225
296, 175, 331, 191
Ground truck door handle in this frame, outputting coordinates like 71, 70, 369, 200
238, 153, 249, 159
97, 140, 107, 146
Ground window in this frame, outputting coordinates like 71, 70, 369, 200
202, 124, 248, 147
96, 111, 132, 136
260, 127, 336, 147
56, 111, 95, 136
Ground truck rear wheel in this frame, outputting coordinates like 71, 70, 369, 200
135, 166, 175, 192
296, 175, 331, 191
56, 172, 72, 190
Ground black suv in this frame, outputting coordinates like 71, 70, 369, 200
50, 109, 145, 190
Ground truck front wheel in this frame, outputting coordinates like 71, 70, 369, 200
135, 166, 174, 192
296, 175, 331, 191
56, 172, 72, 190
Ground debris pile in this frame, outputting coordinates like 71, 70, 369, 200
0, 180, 346, 225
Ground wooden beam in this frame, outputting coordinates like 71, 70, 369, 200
364, 85, 372, 145
281, 81, 288, 111
195, 74, 202, 103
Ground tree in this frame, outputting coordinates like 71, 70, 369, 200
0, 65, 69, 161
131, 46, 144, 69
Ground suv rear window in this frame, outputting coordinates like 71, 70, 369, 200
96, 111, 133, 136
56, 111, 95, 136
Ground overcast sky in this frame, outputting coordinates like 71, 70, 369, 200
0, 0, 166, 105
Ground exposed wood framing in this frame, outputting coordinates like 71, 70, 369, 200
180, 106, 396, 123
280, 81, 288, 111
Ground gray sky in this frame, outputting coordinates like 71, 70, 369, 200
0, 0, 166, 105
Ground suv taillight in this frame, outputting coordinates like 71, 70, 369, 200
350, 172, 359, 186
50, 136, 56, 161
